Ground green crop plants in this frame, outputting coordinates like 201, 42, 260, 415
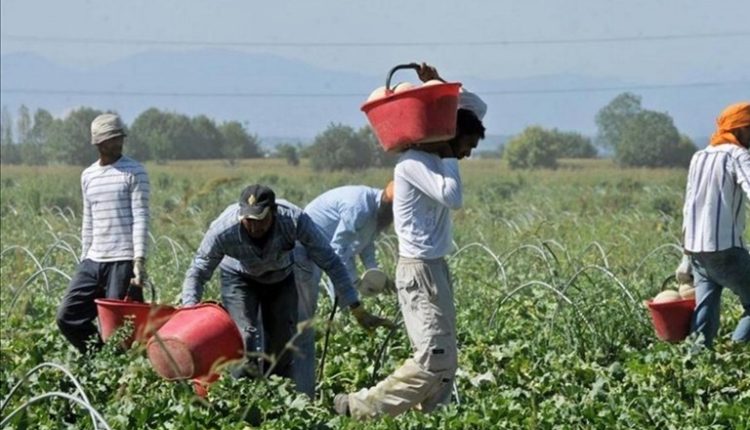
1, 159, 748, 429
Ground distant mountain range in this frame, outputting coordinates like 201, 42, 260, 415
2, 50, 746, 148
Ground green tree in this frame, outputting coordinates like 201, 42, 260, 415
595, 92, 642, 149
672, 134, 697, 168
47, 107, 103, 166
616, 110, 680, 167
595, 93, 691, 167
308, 123, 374, 171
504, 126, 560, 169
20, 109, 55, 165
29, 109, 54, 146
1, 106, 13, 146
360, 126, 398, 168
188, 115, 223, 160
275, 143, 300, 166
16, 105, 32, 145
555, 130, 597, 158
219, 121, 262, 163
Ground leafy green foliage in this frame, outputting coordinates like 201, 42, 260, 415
595, 93, 696, 167
504, 126, 560, 169
308, 124, 375, 171
1, 160, 748, 429
275, 143, 301, 166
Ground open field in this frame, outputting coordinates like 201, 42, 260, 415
1, 159, 748, 429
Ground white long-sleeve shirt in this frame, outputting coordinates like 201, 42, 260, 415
80, 156, 150, 262
394, 149, 462, 259
682, 143, 750, 252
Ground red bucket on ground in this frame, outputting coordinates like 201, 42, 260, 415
95, 298, 176, 348
147, 303, 243, 381
362, 82, 461, 152
646, 298, 696, 342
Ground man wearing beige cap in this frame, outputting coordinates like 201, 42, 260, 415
56, 113, 151, 354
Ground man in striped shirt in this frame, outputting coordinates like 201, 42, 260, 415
180, 184, 393, 381
677, 102, 750, 347
56, 113, 150, 354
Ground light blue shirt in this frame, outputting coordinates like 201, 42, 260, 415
303, 186, 382, 281
181, 201, 358, 307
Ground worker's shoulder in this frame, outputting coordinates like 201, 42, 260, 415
116, 156, 148, 174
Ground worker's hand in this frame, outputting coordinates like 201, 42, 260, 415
675, 254, 693, 284
131, 257, 147, 288
417, 62, 443, 83
352, 305, 396, 331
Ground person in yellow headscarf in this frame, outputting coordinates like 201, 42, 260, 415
676, 101, 750, 347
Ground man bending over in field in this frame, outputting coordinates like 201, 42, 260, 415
292, 183, 396, 398
180, 184, 393, 381
57, 113, 150, 354
334, 63, 487, 419
676, 102, 750, 347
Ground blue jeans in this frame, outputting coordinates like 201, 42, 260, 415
690, 247, 750, 347
220, 269, 298, 379
292, 245, 323, 398
56, 259, 141, 354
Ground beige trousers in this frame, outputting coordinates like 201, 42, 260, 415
348, 257, 457, 420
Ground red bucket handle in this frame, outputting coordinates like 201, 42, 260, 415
386, 62, 453, 92
123, 279, 157, 303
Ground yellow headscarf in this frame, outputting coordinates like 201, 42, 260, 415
710, 102, 750, 146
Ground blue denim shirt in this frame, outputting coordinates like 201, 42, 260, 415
181, 202, 358, 306
304, 186, 382, 281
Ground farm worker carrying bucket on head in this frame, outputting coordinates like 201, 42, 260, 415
334, 63, 487, 420
676, 101, 750, 348
179, 184, 395, 388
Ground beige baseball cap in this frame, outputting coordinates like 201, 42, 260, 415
91, 113, 126, 145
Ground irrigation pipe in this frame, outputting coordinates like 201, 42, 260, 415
10, 267, 72, 308
1, 246, 49, 293
0, 362, 99, 430
631, 243, 682, 277
0, 391, 112, 430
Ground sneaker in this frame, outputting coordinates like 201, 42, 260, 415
333, 393, 350, 416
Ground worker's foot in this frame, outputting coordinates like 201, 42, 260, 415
333, 393, 350, 416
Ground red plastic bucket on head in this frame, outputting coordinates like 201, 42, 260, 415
646, 298, 696, 342
95, 298, 176, 348
147, 303, 244, 380
361, 63, 461, 152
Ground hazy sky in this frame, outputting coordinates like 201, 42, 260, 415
3, 0, 750, 83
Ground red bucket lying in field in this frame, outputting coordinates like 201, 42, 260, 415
646, 298, 696, 342
146, 303, 244, 383
95, 298, 177, 348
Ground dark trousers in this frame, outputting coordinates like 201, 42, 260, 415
56, 259, 141, 354
220, 269, 298, 379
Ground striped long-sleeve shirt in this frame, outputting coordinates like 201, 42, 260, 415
80, 156, 150, 262
181, 202, 358, 307
682, 143, 750, 252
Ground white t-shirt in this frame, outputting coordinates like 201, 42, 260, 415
394, 149, 462, 259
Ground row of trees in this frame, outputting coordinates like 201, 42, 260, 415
503, 93, 696, 169
0, 105, 392, 171
1, 92, 698, 170
0, 106, 263, 166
